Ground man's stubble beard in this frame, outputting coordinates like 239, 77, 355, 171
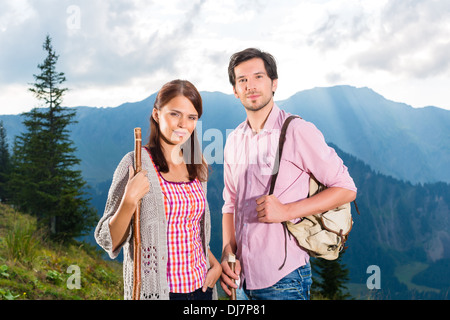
242, 95, 272, 113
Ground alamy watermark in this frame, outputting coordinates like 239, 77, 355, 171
366, 265, 381, 290
66, 5, 81, 31
174, 121, 283, 176
67, 265, 81, 290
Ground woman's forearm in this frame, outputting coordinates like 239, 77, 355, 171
109, 196, 136, 252
109, 167, 149, 252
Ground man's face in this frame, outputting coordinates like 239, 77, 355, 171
233, 57, 278, 113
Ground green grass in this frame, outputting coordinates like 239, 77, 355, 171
0, 202, 123, 300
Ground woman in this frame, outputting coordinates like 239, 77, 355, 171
95, 80, 221, 300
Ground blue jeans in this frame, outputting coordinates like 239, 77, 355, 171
238, 263, 312, 300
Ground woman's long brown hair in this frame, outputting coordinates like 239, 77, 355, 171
146, 79, 208, 182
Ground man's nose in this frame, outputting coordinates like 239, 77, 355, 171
246, 78, 256, 91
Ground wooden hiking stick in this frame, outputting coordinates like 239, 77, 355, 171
132, 127, 142, 300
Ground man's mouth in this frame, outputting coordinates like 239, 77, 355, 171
247, 93, 260, 100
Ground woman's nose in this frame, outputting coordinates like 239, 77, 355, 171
178, 116, 186, 127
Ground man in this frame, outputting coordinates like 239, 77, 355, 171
220, 48, 357, 300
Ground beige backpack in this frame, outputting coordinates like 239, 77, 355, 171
270, 116, 359, 269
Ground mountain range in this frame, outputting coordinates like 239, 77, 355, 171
1, 85, 449, 299
3, 85, 449, 185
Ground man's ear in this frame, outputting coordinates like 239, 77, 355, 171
272, 79, 278, 95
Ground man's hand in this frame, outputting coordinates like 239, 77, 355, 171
255, 194, 290, 223
220, 254, 241, 296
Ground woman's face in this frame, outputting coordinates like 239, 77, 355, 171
152, 95, 199, 146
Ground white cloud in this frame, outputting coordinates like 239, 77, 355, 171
348, 0, 450, 77
1, 0, 450, 115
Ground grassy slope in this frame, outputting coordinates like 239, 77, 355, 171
0, 203, 123, 300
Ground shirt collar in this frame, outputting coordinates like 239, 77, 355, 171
263, 103, 281, 131
243, 103, 281, 134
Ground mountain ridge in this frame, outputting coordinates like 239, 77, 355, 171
278, 85, 450, 184
2, 85, 449, 185
2, 85, 449, 299
332, 144, 450, 299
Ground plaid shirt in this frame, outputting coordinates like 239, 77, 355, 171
149, 153, 207, 293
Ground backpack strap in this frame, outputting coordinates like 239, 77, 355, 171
269, 115, 300, 195
268, 115, 300, 270
272, 115, 360, 269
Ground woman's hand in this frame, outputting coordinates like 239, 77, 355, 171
202, 250, 222, 292
123, 165, 149, 207
109, 166, 149, 251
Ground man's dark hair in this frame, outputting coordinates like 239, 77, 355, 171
228, 48, 278, 87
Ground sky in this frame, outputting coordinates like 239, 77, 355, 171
1, 0, 450, 115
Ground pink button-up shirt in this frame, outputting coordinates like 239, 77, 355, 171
222, 104, 357, 290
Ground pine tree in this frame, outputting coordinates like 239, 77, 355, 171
10, 34, 97, 241
0, 120, 11, 202
311, 253, 352, 300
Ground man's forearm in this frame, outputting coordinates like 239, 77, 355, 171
286, 187, 357, 220
257, 187, 357, 223
222, 213, 237, 258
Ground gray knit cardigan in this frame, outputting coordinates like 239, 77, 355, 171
94, 149, 217, 300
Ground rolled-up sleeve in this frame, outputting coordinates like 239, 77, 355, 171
222, 134, 237, 214
288, 119, 357, 192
